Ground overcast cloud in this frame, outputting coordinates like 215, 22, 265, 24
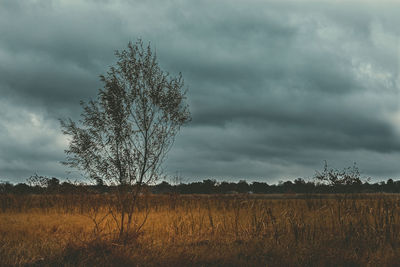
0, 0, 399, 183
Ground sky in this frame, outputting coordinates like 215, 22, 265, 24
0, 0, 399, 184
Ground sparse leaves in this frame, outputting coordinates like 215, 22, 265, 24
60, 39, 190, 187
314, 161, 362, 186
60, 40, 191, 241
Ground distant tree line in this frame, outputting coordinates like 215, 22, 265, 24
0, 162, 397, 195
145, 178, 400, 194
1, 176, 400, 195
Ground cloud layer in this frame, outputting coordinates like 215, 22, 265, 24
0, 0, 399, 183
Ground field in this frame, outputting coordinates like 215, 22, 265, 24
1, 193, 400, 266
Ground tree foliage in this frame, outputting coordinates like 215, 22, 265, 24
60, 40, 190, 187
314, 161, 362, 186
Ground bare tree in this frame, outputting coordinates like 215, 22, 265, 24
60, 40, 191, 241
314, 161, 362, 186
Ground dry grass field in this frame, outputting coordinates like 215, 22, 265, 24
1, 193, 400, 266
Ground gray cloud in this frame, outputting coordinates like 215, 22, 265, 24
0, 0, 399, 183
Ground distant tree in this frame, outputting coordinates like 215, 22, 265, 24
0, 181, 13, 194
26, 175, 61, 193
217, 181, 235, 194
59, 181, 77, 194
294, 178, 305, 185
27, 174, 51, 188
384, 178, 395, 193
202, 179, 217, 193
237, 180, 250, 193
282, 180, 294, 193
293, 178, 313, 193
60, 40, 191, 242
95, 177, 104, 187
154, 181, 172, 193
251, 182, 269, 194
314, 161, 362, 188
13, 183, 31, 194
48, 178, 60, 190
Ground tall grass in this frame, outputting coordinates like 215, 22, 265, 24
1, 193, 400, 266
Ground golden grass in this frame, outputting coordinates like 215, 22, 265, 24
1, 194, 400, 266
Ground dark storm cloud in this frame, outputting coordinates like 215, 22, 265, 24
0, 0, 399, 183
